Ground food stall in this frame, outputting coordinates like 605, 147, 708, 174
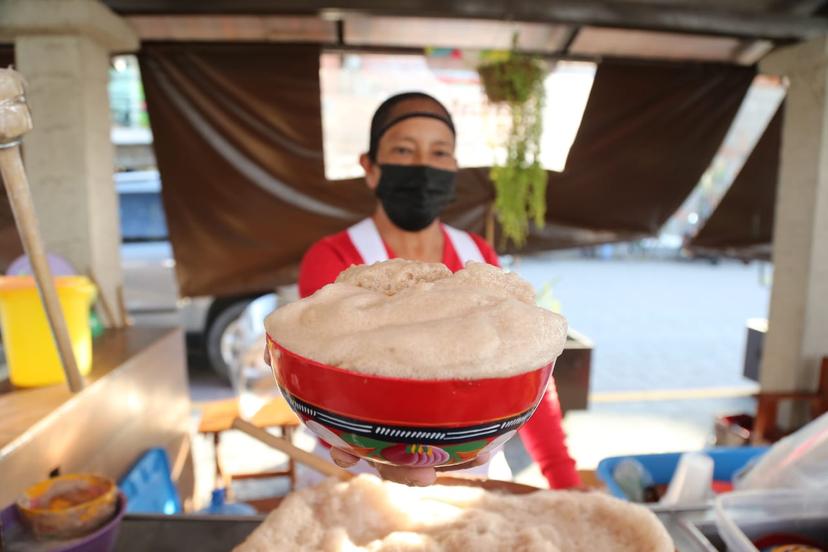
0, 64, 192, 549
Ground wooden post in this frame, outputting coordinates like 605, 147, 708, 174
0, 67, 84, 392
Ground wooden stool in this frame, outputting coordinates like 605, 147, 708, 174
197, 397, 300, 496
752, 358, 828, 444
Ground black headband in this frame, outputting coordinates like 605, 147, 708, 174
369, 111, 456, 161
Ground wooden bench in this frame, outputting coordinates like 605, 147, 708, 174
752, 358, 828, 444
197, 396, 300, 498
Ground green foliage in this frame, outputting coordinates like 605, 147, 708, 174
536, 280, 562, 314
478, 36, 547, 248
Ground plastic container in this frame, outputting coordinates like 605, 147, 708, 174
735, 411, 828, 492
198, 489, 256, 516
0, 276, 96, 387
714, 413, 754, 446
0, 493, 126, 552
659, 452, 714, 505
16, 474, 118, 540
118, 448, 181, 515
596, 447, 768, 500
612, 458, 656, 503
715, 490, 828, 552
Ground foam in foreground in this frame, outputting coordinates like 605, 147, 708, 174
234, 475, 674, 552
265, 260, 568, 380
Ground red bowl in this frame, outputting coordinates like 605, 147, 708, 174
267, 335, 554, 468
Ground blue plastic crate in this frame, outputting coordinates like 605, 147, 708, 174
118, 447, 182, 514
596, 446, 769, 500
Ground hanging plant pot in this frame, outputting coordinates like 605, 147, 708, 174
478, 57, 545, 104
477, 37, 548, 248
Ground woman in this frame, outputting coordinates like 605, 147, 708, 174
298, 92, 581, 489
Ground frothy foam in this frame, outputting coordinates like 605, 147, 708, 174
234, 475, 674, 552
265, 260, 567, 380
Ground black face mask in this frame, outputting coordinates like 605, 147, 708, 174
375, 164, 457, 232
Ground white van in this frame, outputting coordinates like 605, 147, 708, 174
117, 170, 274, 379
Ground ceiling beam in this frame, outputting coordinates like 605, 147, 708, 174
732, 0, 826, 65
559, 25, 582, 55
769, 0, 827, 15
102, 0, 828, 40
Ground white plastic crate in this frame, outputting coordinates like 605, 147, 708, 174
715, 490, 828, 552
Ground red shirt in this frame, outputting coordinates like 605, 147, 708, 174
298, 222, 581, 489
299, 225, 499, 297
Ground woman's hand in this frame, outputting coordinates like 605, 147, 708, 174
330, 447, 491, 487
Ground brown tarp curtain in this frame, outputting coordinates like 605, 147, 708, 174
139, 43, 493, 297
527, 59, 756, 252
140, 43, 359, 298
141, 44, 754, 297
688, 103, 784, 260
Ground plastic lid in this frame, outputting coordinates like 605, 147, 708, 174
7, 254, 76, 277
0, 275, 95, 292
210, 488, 226, 508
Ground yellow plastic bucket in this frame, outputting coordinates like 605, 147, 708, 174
0, 276, 96, 387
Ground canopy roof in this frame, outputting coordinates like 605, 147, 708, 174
102, 0, 828, 66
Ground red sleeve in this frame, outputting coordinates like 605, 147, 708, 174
517, 379, 582, 489
298, 239, 352, 298
466, 233, 578, 487
469, 233, 501, 267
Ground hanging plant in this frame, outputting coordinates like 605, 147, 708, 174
478, 36, 547, 247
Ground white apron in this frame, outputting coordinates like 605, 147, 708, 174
346, 217, 485, 265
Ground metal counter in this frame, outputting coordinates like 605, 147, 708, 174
114, 505, 726, 552
114, 514, 262, 551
